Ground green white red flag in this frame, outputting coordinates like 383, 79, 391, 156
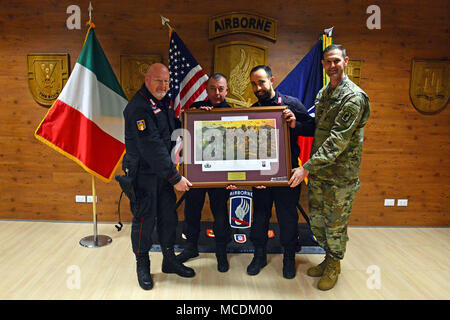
35, 25, 127, 182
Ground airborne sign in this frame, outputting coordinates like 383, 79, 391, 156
209, 12, 277, 41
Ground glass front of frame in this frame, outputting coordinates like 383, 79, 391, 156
182, 107, 292, 187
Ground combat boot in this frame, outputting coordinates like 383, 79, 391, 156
216, 244, 229, 273
306, 253, 330, 277
136, 255, 153, 290
247, 247, 267, 276
162, 247, 195, 278
176, 242, 199, 263
318, 256, 341, 291
282, 248, 296, 279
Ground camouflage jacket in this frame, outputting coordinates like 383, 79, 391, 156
302, 76, 370, 184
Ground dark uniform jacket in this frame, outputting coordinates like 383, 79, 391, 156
252, 90, 315, 168
190, 99, 230, 110
123, 84, 181, 186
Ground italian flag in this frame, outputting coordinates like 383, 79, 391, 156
35, 26, 127, 182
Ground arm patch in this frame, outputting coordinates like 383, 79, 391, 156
341, 110, 354, 123
136, 120, 146, 131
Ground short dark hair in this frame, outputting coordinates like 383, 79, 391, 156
323, 44, 347, 58
250, 65, 272, 78
209, 72, 227, 82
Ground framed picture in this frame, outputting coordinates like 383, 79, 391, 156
182, 106, 292, 187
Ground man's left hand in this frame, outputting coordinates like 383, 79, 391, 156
283, 108, 296, 129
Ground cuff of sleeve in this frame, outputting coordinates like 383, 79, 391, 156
168, 172, 182, 186
302, 161, 312, 173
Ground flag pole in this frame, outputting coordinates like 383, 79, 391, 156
78, 3, 112, 248
79, 175, 112, 248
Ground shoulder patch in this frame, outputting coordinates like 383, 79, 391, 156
341, 110, 353, 123
136, 120, 146, 131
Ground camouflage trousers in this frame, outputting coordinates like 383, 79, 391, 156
308, 178, 360, 260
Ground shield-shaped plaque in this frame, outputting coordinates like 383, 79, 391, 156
214, 41, 268, 108
27, 54, 69, 107
120, 55, 162, 100
410, 59, 449, 114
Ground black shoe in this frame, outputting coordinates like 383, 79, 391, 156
216, 255, 229, 273
282, 255, 296, 279
136, 255, 153, 290
176, 242, 199, 264
162, 247, 195, 278
216, 245, 229, 273
246, 248, 267, 276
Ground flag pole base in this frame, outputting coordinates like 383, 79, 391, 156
79, 235, 112, 248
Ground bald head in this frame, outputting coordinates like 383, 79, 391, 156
145, 63, 170, 100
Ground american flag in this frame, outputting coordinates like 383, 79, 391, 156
168, 31, 208, 118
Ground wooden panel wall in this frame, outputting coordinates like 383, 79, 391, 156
0, 0, 448, 226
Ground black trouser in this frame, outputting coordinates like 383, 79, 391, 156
131, 173, 178, 256
250, 185, 301, 252
183, 188, 231, 247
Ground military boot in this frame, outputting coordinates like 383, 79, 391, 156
216, 245, 229, 273
162, 247, 195, 278
282, 248, 296, 279
247, 247, 267, 276
176, 242, 199, 264
306, 254, 330, 277
318, 256, 341, 291
136, 255, 153, 290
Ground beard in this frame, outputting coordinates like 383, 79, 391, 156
255, 89, 271, 101
153, 90, 167, 100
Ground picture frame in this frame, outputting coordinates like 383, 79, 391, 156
182, 106, 292, 187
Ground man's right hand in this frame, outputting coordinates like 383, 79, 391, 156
198, 106, 213, 111
174, 176, 192, 192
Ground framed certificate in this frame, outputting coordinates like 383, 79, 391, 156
182, 106, 292, 187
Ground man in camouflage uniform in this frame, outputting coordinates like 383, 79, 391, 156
289, 44, 370, 290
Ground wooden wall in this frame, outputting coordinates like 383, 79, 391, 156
0, 0, 448, 226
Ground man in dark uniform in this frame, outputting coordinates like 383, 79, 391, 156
246, 65, 315, 279
177, 73, 232, 272
122, 63, 195, 290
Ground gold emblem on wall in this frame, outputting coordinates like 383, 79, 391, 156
345, 60, 363, 86
27, 54, 69, 107
410, 59, 449, 114
120, 55, 162, 100
214, 41, 268, 108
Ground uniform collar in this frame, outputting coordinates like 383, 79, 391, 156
257, 90, 283, 106
325, 75, 349, 98
139, 84, 170, 107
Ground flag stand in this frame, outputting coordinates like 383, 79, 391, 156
80, 175, 112, 248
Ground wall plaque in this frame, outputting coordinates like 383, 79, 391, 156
214, 41, 268, 108
345, 60, 363, 86
27, 54, 69, 107
209, 12, 277, 41
410, 59, 449, 114
120, 54, 162, 100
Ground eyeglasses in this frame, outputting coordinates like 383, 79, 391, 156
152, 79, 170, 85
